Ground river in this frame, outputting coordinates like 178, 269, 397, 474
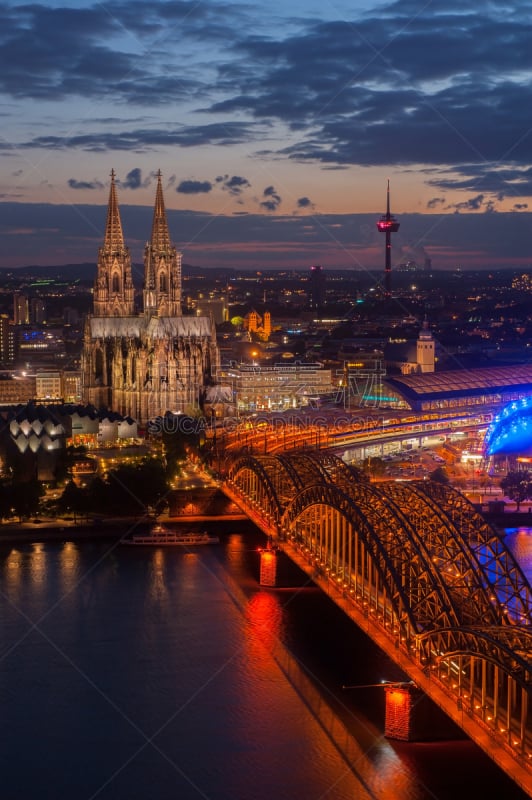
0, 522, 528, 800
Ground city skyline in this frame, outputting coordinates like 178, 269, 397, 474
1, 0, 532, 271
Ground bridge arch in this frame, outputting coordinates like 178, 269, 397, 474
281, 481, 464, 644
222, 451, 532, 785
414, 481, 532, 625
226, 454, 286, 522
222, 450, 532, 781
419, 626, 532, 746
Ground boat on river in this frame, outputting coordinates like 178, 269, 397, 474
121, 524, 220, 546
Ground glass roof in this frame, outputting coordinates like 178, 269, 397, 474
385, 365, 532, 399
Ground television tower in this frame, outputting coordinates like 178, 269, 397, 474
376, 180, 400, 299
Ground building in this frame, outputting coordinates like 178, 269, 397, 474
0, 369, 83, 407
82, 171, 219, 425
15, 326, 66, 368
13, 293, 29, 325
62, 370, 82, 404
384, 364, 532, 413
30, 298, 46, 325
342, 357, 389, 408
215, 361, 333, 412
384, 320, 436, 376
243, 309, 271, 341
35, 371, 62, 401
308, 265, 326, 309
416, 319, 435, 373
0, 402, 139, 481
484, 397, 532, 457
195, 298, 227, 325
0, 315, 15, 364
0, 374, 36, 406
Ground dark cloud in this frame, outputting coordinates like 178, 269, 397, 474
119, 168, 150, 190
1, 0, 532, 207
0, 1, 242, 104
206, 3, 532, 198
451, 195, 486, 212
260, 185, 282, 212
427, 165, 532, 198
21, 122, 261, 152
215, 175, 251, 195
176, 180, 213, 194
66, 168, 152, 193
297, 197, 313, 209
68, 178, 104, 191
427, 197, 445, 209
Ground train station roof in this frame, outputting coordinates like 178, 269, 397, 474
384, 364, 532, 410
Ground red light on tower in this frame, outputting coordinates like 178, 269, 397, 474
376, 180, 400, 299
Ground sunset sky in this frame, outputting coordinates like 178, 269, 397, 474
1, 0, 532, 271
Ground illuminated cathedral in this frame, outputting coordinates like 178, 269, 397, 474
82, 171, 219, 425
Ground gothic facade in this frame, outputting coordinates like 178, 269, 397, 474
82, 171, 219, 425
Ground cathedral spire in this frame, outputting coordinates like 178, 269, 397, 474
93, 170, 135, 317
150, 170, 171, 253
103, 169, 125, 253
143, 171, 182, 318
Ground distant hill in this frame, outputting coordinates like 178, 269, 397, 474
0, 263, 96, 281
0, 262, 236, 282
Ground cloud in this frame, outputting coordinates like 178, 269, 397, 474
450, 194, 486, 212
427, 165, 532, 198
176, 180, 213, 194
206, 3, 532, 199
2, 0, 532, 209
68, 178, 104, 191
427, 197, 445, 209
119, 168, 151, 190
296, 196, 314, 210
2, 201, 532, 270
215, 175, 251, 195
20, 123, 261, 152
260, 185, 282, 212
0, 1, 244, 104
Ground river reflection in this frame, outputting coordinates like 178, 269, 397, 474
0, 529, 527, 800
505, 527, 532, 581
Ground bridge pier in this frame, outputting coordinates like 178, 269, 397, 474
259, 543, 279, 586
384, 683, 425, 741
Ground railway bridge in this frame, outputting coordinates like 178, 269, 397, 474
222, 450, 532, 796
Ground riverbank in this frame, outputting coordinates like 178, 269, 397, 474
0, 514, 251, 545
483, 511, 532, 532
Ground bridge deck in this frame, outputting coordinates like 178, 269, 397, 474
222, 451, 532, 798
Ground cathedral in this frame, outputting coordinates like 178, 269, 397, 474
82, 171, 219, 425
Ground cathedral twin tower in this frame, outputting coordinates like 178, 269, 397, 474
82, 171, 219, 425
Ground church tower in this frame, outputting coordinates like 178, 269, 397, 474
416, 317, 435, 373
93, 170, 135, 317
143, 171, 182, 318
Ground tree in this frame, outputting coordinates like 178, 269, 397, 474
500, 470, 532, 511
53, 444, 89, 485
10, 478, 44, 520
429, 466, 450, 485
362, 456, 386, 479
106, 457, 169, 515
57, 479, 86, 521
160, 413, 204, 475
86, 477, 112, 514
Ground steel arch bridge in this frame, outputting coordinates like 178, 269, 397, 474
223, 450, 532, 796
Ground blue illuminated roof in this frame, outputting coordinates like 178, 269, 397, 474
484, 396, 532, 456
